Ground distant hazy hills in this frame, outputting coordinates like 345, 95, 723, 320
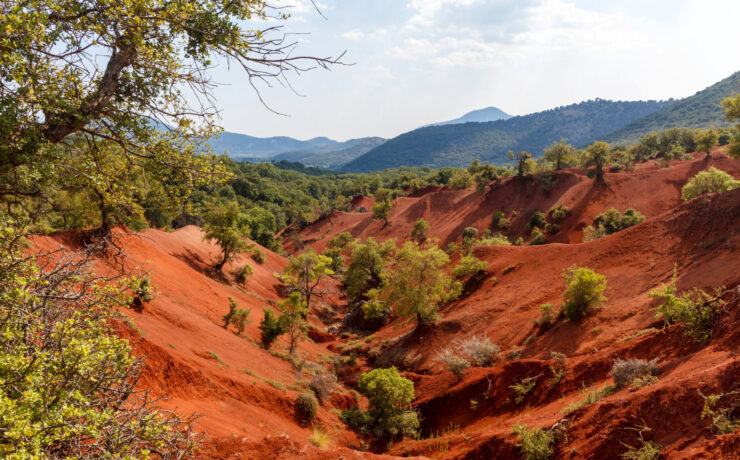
602, 70, 740, 145
210, 70, 739, 172
341, 99, 671, 172
422, 106, 511, 127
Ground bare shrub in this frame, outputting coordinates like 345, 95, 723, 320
455, 335, 500, 367
435, 347, 470, 378
610, 358, 660, 388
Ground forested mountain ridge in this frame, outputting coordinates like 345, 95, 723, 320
342, 99, 671, 172
602, 70, 740, 145
422, 106, 512, 127
270, 136, 386, 169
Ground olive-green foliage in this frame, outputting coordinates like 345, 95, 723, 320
583, 208, 645, 241
449, 170, 474, 189
280, 249, 334, 311
512, 423, 555, 460
723, 94, 740, 159
699, 390, 740, 435
372, 199, 393, 223
510, 376, 539, 404
0, 225, 195, 458
342, 367, 419, 438
259, 308, 284, 348
327, 232, 354, 250
436, 347, 470, 379
477, 233, 512, 247
534, 303, 555, 329
410, 218, 430, 244
382, 241, 462, 325
492, 211, 511, 229
133, 276, 155, 303
561, 266, 607, 320
610, 358, 660, 388
544, 139, 575, 170
277, 292, 309, 354
234, 264, 253, 283
462, 226, 479, 251
343, 238, 396, 303
681, 167, 740, 201
203, 201, 252, 270
529, 227, 546, 245
295, 392, 319, 422
561, 384, 616, 414
223, 297, 251, 334
528, 211, 547, 230
509, 150, 534, 177
452, 255, 487, 279
360, 289, 386, 320
649, 269, 723, 343
620, 425, 661, 460
695, 127, 719, 157
251, 248, 266, 264
586, 141, 610, 178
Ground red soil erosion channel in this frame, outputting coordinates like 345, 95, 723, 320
34, 148, 740, 459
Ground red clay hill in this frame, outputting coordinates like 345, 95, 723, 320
34, 148, 739, 459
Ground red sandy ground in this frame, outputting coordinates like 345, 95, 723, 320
33, 148, 739, 459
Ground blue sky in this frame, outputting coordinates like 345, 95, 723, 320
207, 0, 740, 141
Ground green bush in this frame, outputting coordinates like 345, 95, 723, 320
258, 308, 284, 348
530, 227, 545, 245
583, 208, 645, 241
492, 211, 511, 229
512, 423, 555, 460
561, 266, 607, 320
295, 391, 318, 422
681, 167, 739, 201
436, 347, 470, 378
528, 210, 547, 229
534, 303, 555, 329
132, 276, 154, 303
251, 248, 266, 264
610, 358, 660, 388
649, 269, 724, 343
233, 264, 252, 283
452, 254, 487, 279
549, 204, 571, 222
341, 367, 419, 438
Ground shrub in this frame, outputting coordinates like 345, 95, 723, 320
477, 233, 511, 246
610, 358, 660, 388
529, 227, 545, 245
449, 170, 473, 189
492, 211, 511, 229
549, 204, 571, 222
512, 423, 555, 460
462, 226, 478, 251
620, 424, 661, 460
295, 391, 319, 422
346, 367, 419, 438
251, 248, 266, 264
510, 376, 539, 404
584, 208, 645, 241
534, 303, 555, 329
259, 308, 284, 348
309, 370, 338, 402
528, 210, 547, 229
506, 347, 523, 361
681, 167, 739, 201
456, 335, 500, 366
132, 276, 154, 303
309, 426, 330, 449
436, 347, 470, 378
234, 264, 252, 283
561, 266, 607, 320
649, 269, 724, 343
410, 219, 430, 244
561, 384, 615, 414
452, 254, 487, 279
699, 390, 740, 434
372, 199, 392, 224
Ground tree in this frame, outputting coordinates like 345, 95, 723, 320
0, 0, 341, 210
508, 150, 533, 177
223, 297, 250, 334
202, 201, 252, 271
681, 167, 740, 201
544, 139, 574, 170
280, 249, 334, 313
586, 141, 610, 180
344, 238, 396, 303
372, 199, 393, 225
695, 128, 719, 158
259, 308, 284, 348
561, 266, 607, 320
381, 241, 462, 325
462, 226, 478, 252
354, 367, 419, 438
0, 225, 197, 457
278, 292, 308, 354
410, 219, 430, 244
721, 94, 740, 159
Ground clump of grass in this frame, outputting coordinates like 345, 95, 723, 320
206, 351, 227, 368
630, 375, 659, 389
239, 368, 286, 391
617, 328, 659, 343
561, 384, 615, 414
510, 375, 540, 404
503, 265, 516, 274
512, 423, 554, 460
309, 426, 330, 449
506, 346, 523, 361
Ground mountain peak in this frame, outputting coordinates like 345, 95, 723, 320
424, 106, 512, 128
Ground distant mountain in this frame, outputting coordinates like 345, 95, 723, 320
423, 106, 512, 127
271, 137, 386, 170
208, 132, 342, 159
342, 99, 671, 172
602, 70, 740, 145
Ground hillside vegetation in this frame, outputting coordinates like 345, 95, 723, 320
602, 70, 740, 144
342, 99, 671, 171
